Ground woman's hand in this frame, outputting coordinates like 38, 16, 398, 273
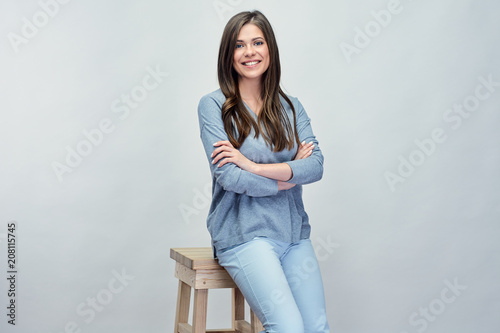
294, 141, 314, 160
211, 141, 256, 172
279, 141, 314, 191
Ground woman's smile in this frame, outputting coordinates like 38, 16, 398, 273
242, 60, 261, 67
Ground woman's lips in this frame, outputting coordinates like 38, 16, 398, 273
242, 60, 261, 67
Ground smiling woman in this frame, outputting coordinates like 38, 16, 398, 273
216, 11, 299, 154
233, 25, 270, 85
197, 10, 329, 332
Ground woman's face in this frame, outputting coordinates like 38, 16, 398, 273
233, 23, 270, 82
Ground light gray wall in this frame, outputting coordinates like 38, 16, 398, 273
1, 0, 499, 332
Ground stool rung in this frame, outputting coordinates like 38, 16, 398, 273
178, 323, 239, 333
235, 319, 251, 332
177, 322, 191, 333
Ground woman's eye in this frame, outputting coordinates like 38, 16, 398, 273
255, 41, 264, 46
236, 44, 243, 49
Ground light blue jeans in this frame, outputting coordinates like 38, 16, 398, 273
217, 237, 330, 333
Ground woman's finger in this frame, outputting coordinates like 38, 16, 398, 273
211, 145, 233, 158
212, 151, 232, 164
217, 157, 232, 168
213, 140, 233, 148
295, 141, 314, 160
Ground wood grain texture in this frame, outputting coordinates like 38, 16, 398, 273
171, 247, 264, 333
171, 247, 224, 270
192, 289, 208, 333
174, 280, 191, 333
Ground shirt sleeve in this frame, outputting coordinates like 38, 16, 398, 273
284, 98, 324, 185
198, 94, 279, 197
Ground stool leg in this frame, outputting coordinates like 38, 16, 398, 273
174, 280, 191, 333
232, 287, 245, 329
192, 289, 208, 333
250, 309, 264, 333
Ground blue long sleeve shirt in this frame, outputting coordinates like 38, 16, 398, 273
198, 89, 324, 257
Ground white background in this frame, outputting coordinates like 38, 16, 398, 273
1, 0, 499, 332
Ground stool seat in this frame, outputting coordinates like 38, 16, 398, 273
171, 247, 222, 270
170, 247, 264, 333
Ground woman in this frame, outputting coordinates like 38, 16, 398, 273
197, 10, 330, 332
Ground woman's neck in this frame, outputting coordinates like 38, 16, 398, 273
238, 76, 262, 102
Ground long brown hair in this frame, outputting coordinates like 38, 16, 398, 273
217, 10, 300, 152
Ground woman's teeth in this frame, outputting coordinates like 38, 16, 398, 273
243, 61, 260, 66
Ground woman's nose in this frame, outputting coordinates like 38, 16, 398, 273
244, 45, 256, 56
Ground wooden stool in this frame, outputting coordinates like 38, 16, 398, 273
171, 247, 265, 333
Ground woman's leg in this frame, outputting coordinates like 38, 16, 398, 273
281, 239, 330, 332
217, 238, 305, 333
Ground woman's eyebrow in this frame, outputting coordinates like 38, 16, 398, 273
236, 37, 265, 42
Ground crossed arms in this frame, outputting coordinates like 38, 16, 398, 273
198, 94, 324, 197
211, 140, 314, 191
